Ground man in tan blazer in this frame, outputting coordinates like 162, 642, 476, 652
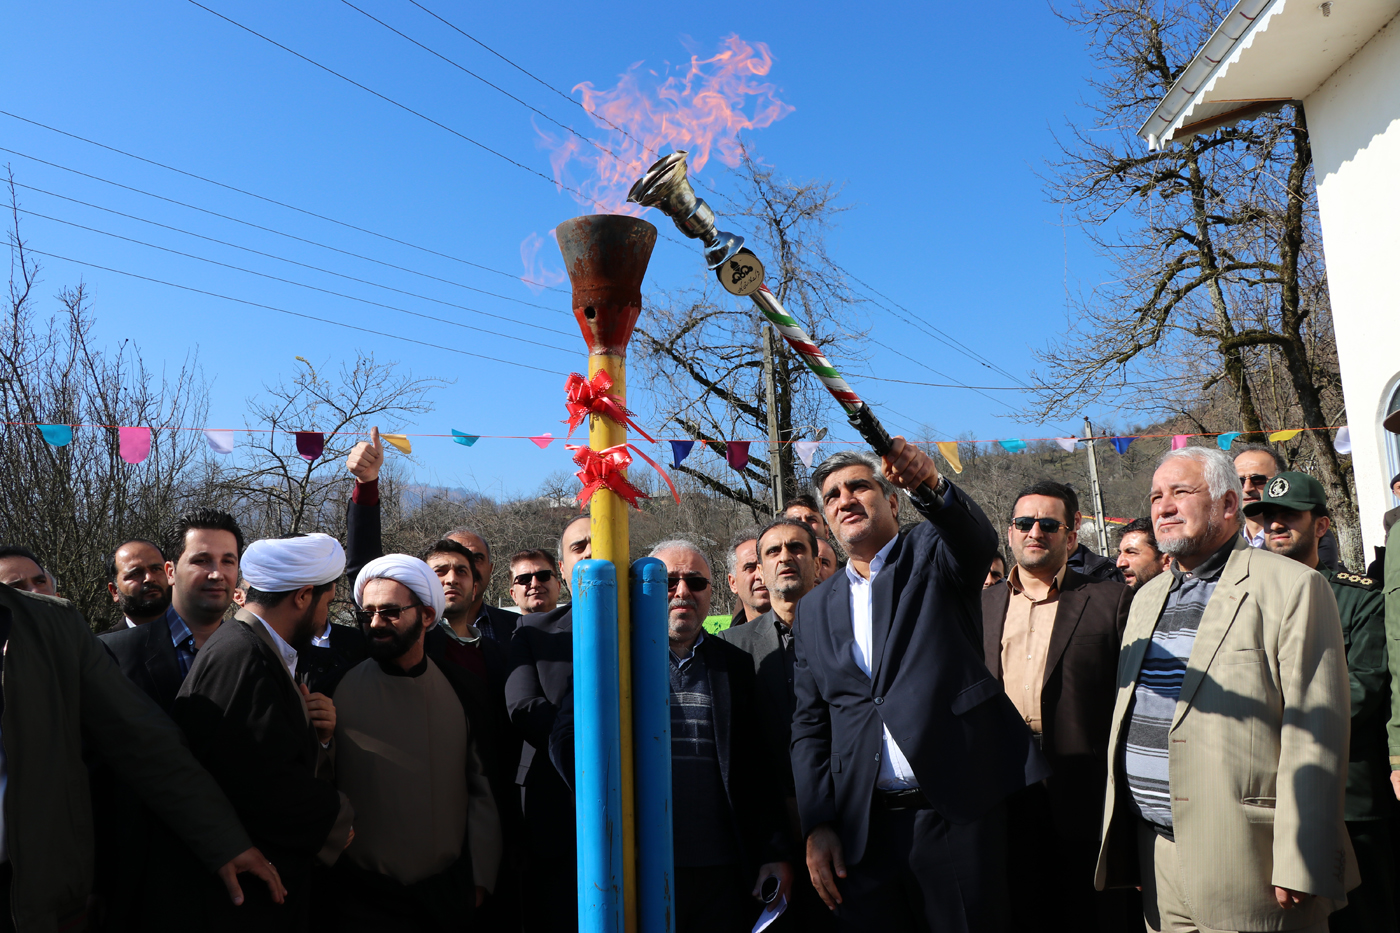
1095, 447, 1357, 932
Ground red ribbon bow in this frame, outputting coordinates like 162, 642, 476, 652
562, 371, 655, 443
567, 443, 681, 511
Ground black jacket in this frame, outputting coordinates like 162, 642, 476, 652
1066, 543, 1124, 584
99, 615, 185, 713
981, 569, 1131, 841
791, 483, 1048, 864
297, 622, 368, 697
717, 611, 796, 797
504, 605, 574, 859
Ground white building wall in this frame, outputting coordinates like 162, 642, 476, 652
1304, 13, 1400, 561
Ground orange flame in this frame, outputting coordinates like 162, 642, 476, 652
538, 35, 794, 215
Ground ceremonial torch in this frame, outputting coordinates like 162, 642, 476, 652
628, 153, 943, 511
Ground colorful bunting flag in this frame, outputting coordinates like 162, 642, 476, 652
1110, 437, 1135, 455
530, 433, 554, 449
794, 440, 821, 468
38, 424, 72, 447
998, 439, 1027, 454
119, 426, 152, 464
726, 441, 751, 471
204, 429, 235, 455
1216, 432, 1241, 451
382, 434, 411, 454
669, 439, 695, 468
295, 431, 325, 462
1334, 426, 1351, 455
1171, 435, 1190, 450
935, 441, 962, 474
451, 430, 479, 447
1054, 437, 1077, 452
1268, 428, 1302, 443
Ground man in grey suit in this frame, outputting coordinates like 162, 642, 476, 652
720, 517, 830, 930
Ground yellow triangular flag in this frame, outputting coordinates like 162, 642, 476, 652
381, 433, 412, 454
935, 441, 963, 474
1267, 429, 1301, 443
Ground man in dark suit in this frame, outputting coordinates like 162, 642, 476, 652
793, 443, 1046, 933
981, 481, 1133, 932
103, 538, 172, 632
719, 518, 830, 931
298, 616, 368, 697
173, 534, 354, 932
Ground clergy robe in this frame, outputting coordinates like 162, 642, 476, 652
172, 611, 354, 932
330, 655, 502, 932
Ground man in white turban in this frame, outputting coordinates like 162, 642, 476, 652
323, 554, 501, 930
173, 532, 355, 932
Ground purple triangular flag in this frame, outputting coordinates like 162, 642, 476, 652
726, 441, 751, 471
296, 431, 325, 462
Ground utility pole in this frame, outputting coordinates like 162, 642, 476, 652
762, 324, 784, 514
1082, 416, 1110, 555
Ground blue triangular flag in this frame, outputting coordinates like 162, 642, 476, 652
38, 424, 73, 447
670, 439, 695, 468
1110, 437, 1135, 455
1216, 431, 1241, 451
452, 430, 479, 447
998, 439, 1028, 454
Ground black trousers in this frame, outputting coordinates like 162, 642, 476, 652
833, 799, 1008, 933
675, 864, 751, 933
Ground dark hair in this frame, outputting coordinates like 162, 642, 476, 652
1009, 481, 1080, 526
1232, 443, 1286, 473
557, 513, 590, 563
106, 538, 165, 582
989, 551, 1006, 570
0, 545, 46, 571
421, 538, 480, 585
755, 517, 819, 559
784, 494, 821, 514
166, 509, 244, 565
1390, 472, 1400, 487
509, 548, 558, 573
1118, 518, 1159, 554
244, 579, 335, 609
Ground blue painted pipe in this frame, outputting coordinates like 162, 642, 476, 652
573, 559, 623, 933
630, 557, 674, 933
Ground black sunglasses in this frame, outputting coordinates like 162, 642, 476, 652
513, 570, 556, 586
666, 572, 710, 592
1011, 517, 1066, 534
1238, 473, 1270, 487
355, 604, 421, 626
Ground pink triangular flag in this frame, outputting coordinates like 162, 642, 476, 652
1055, 437, 1077, 452
1171, 434, 1190, 450
726, 441, 751, 471
204, 429, 235, 455
794, 440, 820, 468
530, 433, 554, 449
118, 426, 152, 464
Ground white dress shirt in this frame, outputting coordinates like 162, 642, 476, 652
310, 625, 332, 649
249, 612, 299, 680
846, 535, 919, 790
124, 617, 139, 629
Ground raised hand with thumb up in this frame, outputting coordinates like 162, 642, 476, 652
346, 426, 384, 484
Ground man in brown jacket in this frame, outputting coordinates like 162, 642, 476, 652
982, 480, 1133, 932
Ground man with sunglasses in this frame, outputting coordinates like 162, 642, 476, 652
981, 482, 1134, 932
508, 550, 561, 615
1234, 443, 1341, 570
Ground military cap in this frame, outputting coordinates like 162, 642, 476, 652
1241, 471, 1327, 517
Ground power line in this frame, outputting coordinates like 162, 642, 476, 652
26, 249, 567, 376
23, 209, 577, 355
0, 110, 569, 296
14, 181, 576, 338
0, 145, 569, 315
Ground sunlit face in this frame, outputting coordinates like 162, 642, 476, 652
821, 466, 900, 554
426, 550, 477, 619
815, 539, 839, 584
656, 547, 712, 648
783, 504, 829, 541
1007, 494, 1077, 575
0, 555, 55, 597
1260, 505, 1328, 563
510, 557, 560, 613
109, 541, 172, 618
447, 532, 492, 603
1151, 459, 1238, 560
360, 577, 428, 661
1116, 531, 1167, 589
727, 539, 769, 617
559, 517, 592, 587
1234, 451, 1277, 505
169, 528, 239, 619
758, 524, 816, 604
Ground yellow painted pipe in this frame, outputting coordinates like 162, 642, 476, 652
588, 352, 637, 933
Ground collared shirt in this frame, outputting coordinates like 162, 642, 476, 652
163, 606, 198, 679
123, 617, 138, 630
436, 618, 482, 647
310, 625, 332, 649
1000, 563, 1067, 733
670, 631, 706, 670
846, 535, 918, 790
1243, 525, 1266, 549
248, 611, 300, 680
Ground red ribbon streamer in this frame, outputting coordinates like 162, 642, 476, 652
567, 443, 681, 511
562, 371, 655, 443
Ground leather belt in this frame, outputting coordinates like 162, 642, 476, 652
874, 787, 931, 811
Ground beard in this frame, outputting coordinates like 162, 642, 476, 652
367, 616, 426, 662
1266, 531, 1313, 562
118, 585, 171, 619
287, 599, 325, 652
1159, 510, 1224, 559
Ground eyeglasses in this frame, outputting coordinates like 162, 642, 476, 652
1238, 473, 1270, 488
355, 604, 420, 625
666, 572, 710, 592
1011, 517, 1066, 534
513, 570, 556, 587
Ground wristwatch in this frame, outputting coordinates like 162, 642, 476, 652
932, 475, 950, 497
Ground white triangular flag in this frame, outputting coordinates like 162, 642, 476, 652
1334, 426, 1351, 455
794, 440, 821, 468
1055, 437, 1078, 452
204, 429, 235, 455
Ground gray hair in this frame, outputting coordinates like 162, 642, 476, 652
810, 450, 895, 503
445, 526, 489, 561
1158, 447, 1243, 511
725, 526, 763, 577
648, 538, 712, 574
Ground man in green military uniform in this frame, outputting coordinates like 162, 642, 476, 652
1248, 471, 1393, 932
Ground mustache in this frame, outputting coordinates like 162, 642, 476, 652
668, 596, 698, 611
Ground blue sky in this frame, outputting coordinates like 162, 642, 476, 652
2, 0, 1110, 497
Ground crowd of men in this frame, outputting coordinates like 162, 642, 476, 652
1, 416, 1399, 933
